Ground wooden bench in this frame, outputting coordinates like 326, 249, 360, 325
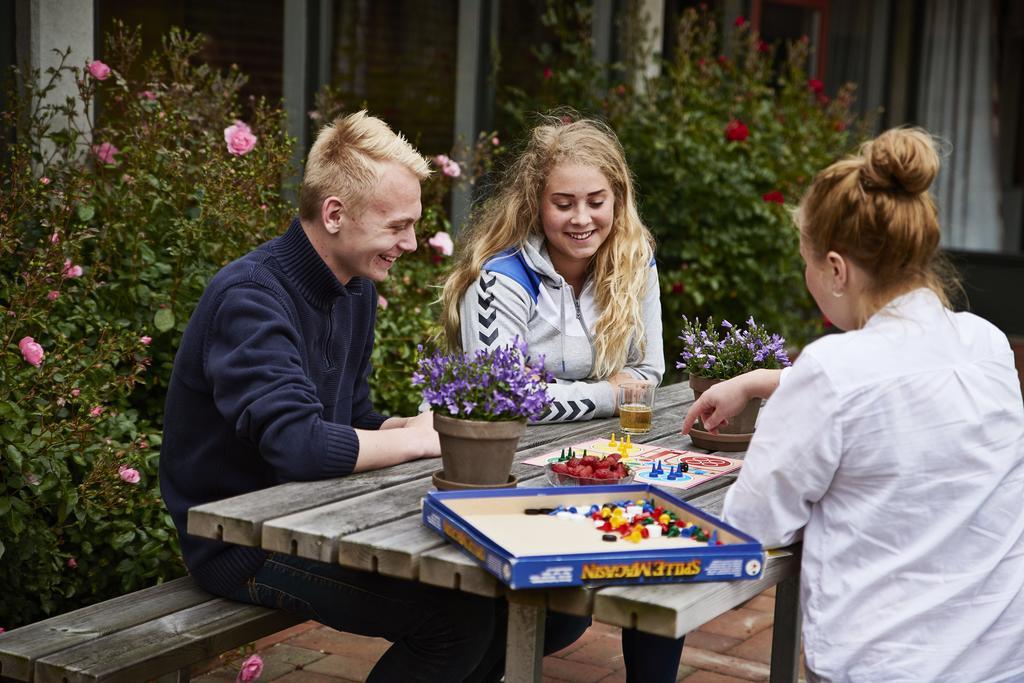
0, 576, 300, 683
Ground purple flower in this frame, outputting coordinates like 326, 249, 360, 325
676, 315, 791, 380
412, 338, 553, 421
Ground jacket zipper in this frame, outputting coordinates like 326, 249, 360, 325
571, 293, 596, 374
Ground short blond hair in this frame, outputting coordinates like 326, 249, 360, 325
299, 110, 431, 221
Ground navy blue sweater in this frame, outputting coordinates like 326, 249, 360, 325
160, 219, 387, 595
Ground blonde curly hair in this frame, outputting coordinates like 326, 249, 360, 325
441, 117, 656, 379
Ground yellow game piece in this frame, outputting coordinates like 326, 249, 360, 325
627, 529, 643, 543
658, 513, 671, 525
608, 432, 618, 448
601, 506, 611, 519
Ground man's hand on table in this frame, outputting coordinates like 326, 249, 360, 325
353, 410, 441, 472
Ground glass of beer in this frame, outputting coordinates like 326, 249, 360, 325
619, 381, 655, 434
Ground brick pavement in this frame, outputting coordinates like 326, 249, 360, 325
193, 586, 805, 682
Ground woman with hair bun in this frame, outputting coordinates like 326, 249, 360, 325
682, 128, 1024, 681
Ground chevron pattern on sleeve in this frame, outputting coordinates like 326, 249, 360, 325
536, 398, 596, 422
476, 274, 498, 347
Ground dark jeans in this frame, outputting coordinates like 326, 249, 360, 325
622, 629, 686, 683
227, 553, 590, 682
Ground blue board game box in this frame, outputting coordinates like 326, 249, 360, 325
422, 483, 765, 589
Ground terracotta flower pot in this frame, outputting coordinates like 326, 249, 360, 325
433, 413, 526, 486
687, 375, 762, 452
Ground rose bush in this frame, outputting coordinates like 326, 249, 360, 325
0, 23, 293, 627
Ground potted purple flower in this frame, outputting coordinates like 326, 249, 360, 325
413, 339, 553, 489
677, 316, 791, 451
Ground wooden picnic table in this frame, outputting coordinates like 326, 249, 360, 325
187, 381, 801, 683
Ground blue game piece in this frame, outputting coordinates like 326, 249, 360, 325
649, 463, 660, 478
709, 530, 719, 545
568, 506, 577, 514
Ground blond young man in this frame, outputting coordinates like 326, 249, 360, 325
161, 112, 510, 680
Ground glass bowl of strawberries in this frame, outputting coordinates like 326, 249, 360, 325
545, 452, 634, 486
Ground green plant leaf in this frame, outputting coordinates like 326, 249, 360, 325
153, 308, 175, 331
77, 204, 95, 222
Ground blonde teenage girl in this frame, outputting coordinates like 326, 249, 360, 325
441, 117, 663, 423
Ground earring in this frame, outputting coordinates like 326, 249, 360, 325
832, 289, 844, 298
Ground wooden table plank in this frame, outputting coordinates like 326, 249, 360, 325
186, 383, 694, 548
337, 514, 444, 579
418, 545, 505, 598
257, 407, 696, 563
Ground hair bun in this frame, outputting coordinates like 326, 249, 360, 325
859, 128, 939, 195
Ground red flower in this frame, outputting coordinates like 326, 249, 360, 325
542, 66, 553, 80
717, 55, 730, 66
724, 119, 749, 142
671, 282, 684, 294
835, 120, 847, 132
757, 40, 770, 54
734, 15, 746, 27
817, 93, 829, 106
762, 190, 785, 204
807, 78, 824, 94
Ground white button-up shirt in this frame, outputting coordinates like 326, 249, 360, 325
723, 289, 1024, 682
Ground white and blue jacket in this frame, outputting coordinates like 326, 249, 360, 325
458, 234, 664, 422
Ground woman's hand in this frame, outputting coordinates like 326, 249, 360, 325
608, 371, 641, 416
681, 369, 782, 434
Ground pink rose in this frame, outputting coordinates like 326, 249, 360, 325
433, 153, 450, 167
442, 159, 461, 178
377, 295, 388, 310
50, 232, 60, 244
139, 90, 156, 101
140, 335, 152, 345
236, 654, 264, 682
90, 405, 104, 417
47, 290, 60, 301
67, 557, 77, 569
224, 120, 257, 156
18, 337, 44, 367
40, 176, 51, 185
92, 142, 119, 165
428, 231, 454, 257
71, 388, 81, 397
62, 259, 84, 278
491, 136, 500, 146
118, 465, 140, 484
87, 60, 111, 81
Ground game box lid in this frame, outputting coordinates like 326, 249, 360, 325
422, 483, 765, 589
